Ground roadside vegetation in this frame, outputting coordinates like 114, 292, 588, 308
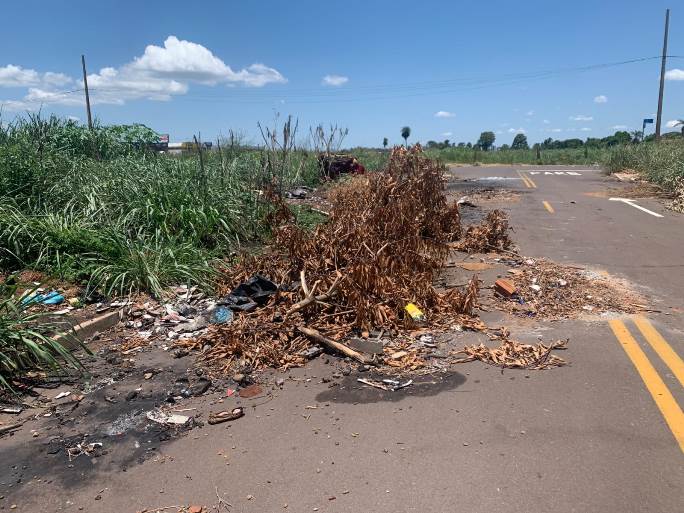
0, 277, 83, 390
0, 115, 328, 298
604, 138, 684, 190
421, 128, 684, 167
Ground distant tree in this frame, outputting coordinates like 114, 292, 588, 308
466, 142, 472, 148
673, 120, 684, 135
426, 140, 438, 149
443, 139, 450, 147
476, 131, 495, 151
457, 142, 466, 148
612, 130, 632, 145
400, 126, 411, 146
383, 137, 388, 148
511, 133, 529, 150
563, 138, 584, 149
629, 130, 642, 143
499, 143, 510, 150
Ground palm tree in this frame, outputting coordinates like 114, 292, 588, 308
383, 137, 388, 148
400, 126, 411, 146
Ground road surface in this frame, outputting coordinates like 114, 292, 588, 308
1, 165, 682, 513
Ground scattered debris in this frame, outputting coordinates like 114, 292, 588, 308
494, 279, 516, 298
453, 210, 512, 253
208, 407, 245, 425
357, 378, 413, 391
493, 259, 645, 318
66, 440, 103, 461
146, 409, 191, 426
238, 384, 263, 399
455, 335, 568, 369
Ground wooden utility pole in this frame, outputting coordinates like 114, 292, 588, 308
81, 54, 93, 130
655, 8, 670, 141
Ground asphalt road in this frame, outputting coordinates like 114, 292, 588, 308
2, 165, 683, 513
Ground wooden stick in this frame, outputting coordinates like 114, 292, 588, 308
0, 422, 23, 436
285, 272, 342, 318
298, 326, 372, 365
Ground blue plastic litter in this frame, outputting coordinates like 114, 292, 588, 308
210, 305, 234, 324
22, 290, 65, 305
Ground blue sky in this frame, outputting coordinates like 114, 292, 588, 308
1, 0, 683, 147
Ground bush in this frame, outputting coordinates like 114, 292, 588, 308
0, 279, 83, 391
0, 115, 321, 297
604, 140, 684, 190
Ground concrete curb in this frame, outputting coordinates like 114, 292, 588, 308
53, 308, 126, 350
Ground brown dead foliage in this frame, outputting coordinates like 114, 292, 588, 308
453, 210, 512, 253
496, 259, 645, 319
454, 332, 568, 369
183, 146, 501, 372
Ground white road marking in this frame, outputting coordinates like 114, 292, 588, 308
528, 170, 583, 176
609, 197, 664, 218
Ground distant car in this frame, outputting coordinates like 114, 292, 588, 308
318, 154, 365, 179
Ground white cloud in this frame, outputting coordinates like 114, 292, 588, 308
507, 127, 525, 134
542, 119, 550, 124
593, 95, 607, 103
0, 64, 72, 88
322, 74, 348, 86
612, 125, 629, 130
1, 35, 285, 109
665, 69, 684, 80
570, 115, 593, 121
67, 115, 80, 122
526, 110, 534, 116
434, 110, 455, 118
580, 127, 592, 132
441, 131, 452, 136
550, 128, 562, 133
666, 120, 682, 128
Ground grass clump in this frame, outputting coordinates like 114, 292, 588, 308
0, 114, 320, 297
604, 140, 684, 190
0, 278, 83, 391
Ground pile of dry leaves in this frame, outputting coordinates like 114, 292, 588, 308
179, 146, 513, 374
495, 258, 645, 319
454, 329, 568, 369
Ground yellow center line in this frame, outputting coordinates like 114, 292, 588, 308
633, 316, 684, 388
516, 170, 537, 188
516, 170, 532, 188
543, 200, 555, 213
524, 172, 537, 188
608, 319, 684, 454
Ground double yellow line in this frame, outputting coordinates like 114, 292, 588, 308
517, 170, 537, 188
609, 316, 684, 453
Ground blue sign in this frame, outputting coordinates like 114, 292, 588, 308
643, 118, 654, 124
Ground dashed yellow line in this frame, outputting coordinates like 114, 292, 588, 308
634, 316, 684, 388
543, 200, 555, 213
608, 319, 684, 454
517, 170, 537, 188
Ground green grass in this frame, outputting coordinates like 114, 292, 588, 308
604, 140, 684, 190
0, 278, 84, 391
0, 115, 322, 298
426, 146, 609, 165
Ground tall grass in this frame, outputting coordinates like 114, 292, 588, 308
604, 140, 684, 190
427, 146, 608, 165
0, 279, 83, 391
0, 115, 320, 297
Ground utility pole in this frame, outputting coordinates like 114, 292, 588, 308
655, 8, 670, 141
81, 54, 93, 130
